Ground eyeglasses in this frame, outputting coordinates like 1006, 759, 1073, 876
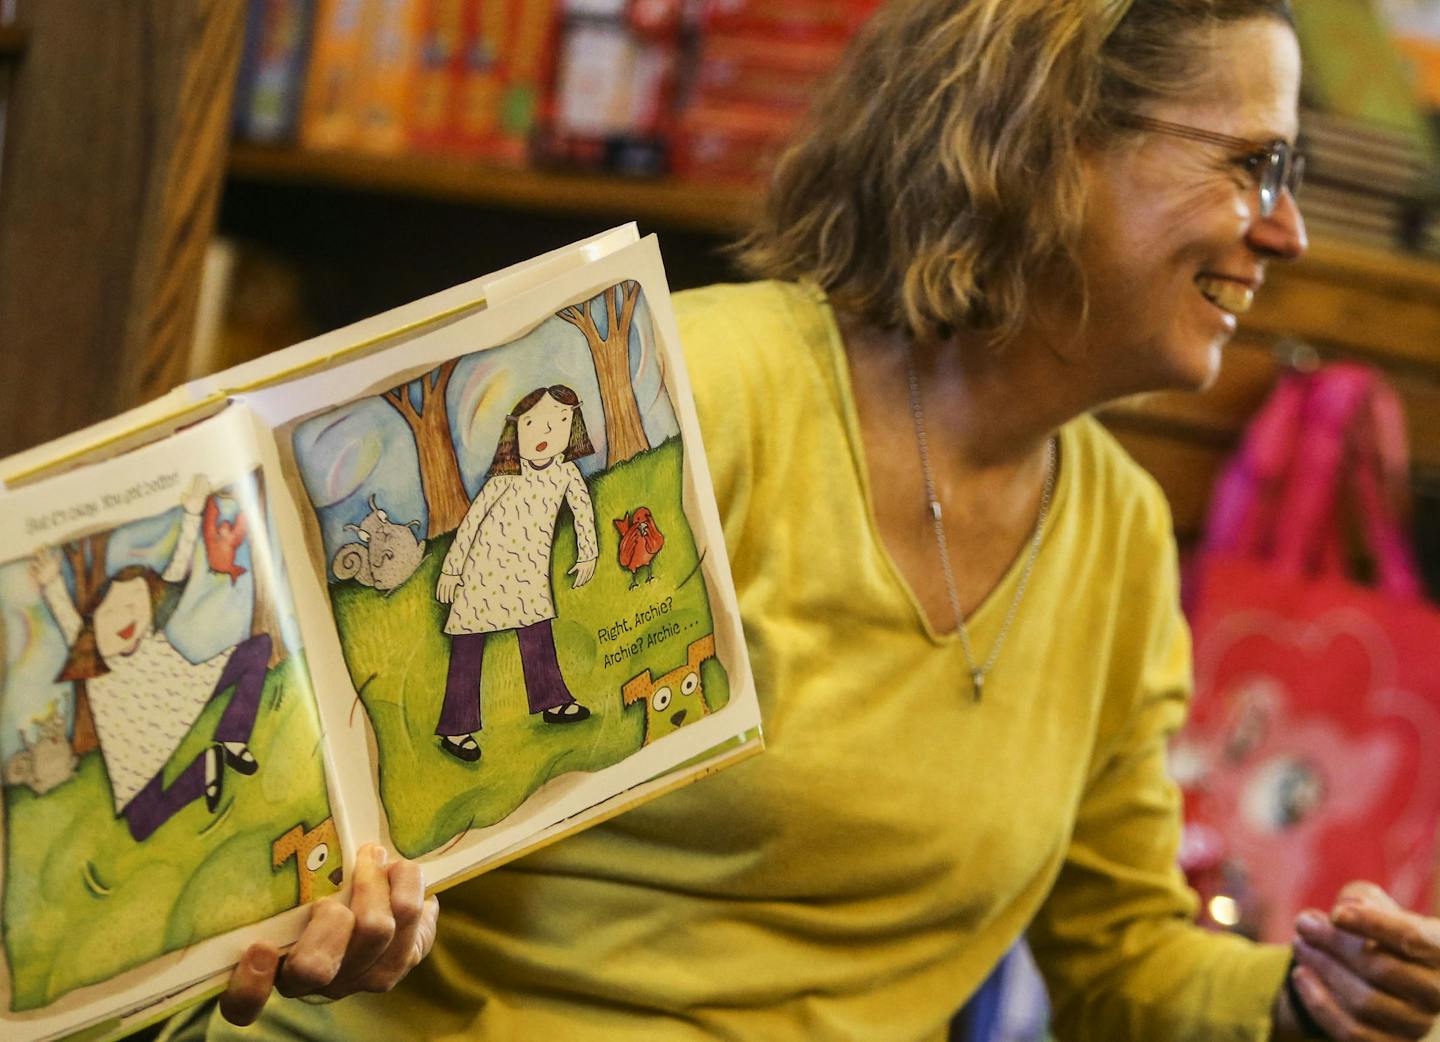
1120, 114, 1305, 218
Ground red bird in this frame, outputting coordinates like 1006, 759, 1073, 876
202, 495, 248, 584
614, 507, 664, 589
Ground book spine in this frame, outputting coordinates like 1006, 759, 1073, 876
491, 0, 560, 166
243, 0, 318, 144
452, 0, 508, 155
298, 0, 370, 151
354, 0, 422, 153
408, 0, 465, 150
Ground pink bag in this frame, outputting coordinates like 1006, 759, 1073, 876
1175, 363, 1440, 942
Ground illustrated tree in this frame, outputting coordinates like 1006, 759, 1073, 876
382, 359, 469, 537
243, 479, 286, 668
59, 533, 109, 756
557, 282, 651, 466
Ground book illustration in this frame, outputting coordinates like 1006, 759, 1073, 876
0, 469, 335, 1012
330, 494, 427, 592
434, 384, 601, 764
614, 506, 664, 588
292, 279, 731, 857
622, 634, 717, 748
271, 816, 342, 903
2, 703, 77, 796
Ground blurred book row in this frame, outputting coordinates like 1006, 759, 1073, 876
231, 0, 879, 182
233, 0, 1440, 258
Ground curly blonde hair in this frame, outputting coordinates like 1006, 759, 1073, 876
736, 0, 1295, 344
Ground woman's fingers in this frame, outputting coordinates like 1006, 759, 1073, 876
274, 898, 356, 998
1334, 900, 1440, 969
347, 860, 437, 993
1300, 905, 1440, 1014
216, 845, 433, 1024
1295, 937, 1435, 1039
315, 845, 401, 997
218, 944, 281, 1027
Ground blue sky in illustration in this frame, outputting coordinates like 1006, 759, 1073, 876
0, 471, 295, 762
294, 286, 680, 568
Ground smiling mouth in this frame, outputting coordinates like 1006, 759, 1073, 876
1196, 276, 1255, 316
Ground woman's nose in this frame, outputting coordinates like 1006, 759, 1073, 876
1246, 187, 1308, 261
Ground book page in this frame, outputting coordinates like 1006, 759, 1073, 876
241, 233, 761, 887
0, 408, 347, 1042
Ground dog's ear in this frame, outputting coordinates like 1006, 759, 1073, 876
622, 671, 653, 706
687, 634, 716, 671
272, 824, 304, 868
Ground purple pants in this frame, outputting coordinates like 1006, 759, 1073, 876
435, 620, 574, 736
122, 633, 270, 842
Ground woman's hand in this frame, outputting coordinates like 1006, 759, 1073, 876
1276, 881, 1440, 1041
218, 844, 439, 1026
569, 558, 596, 588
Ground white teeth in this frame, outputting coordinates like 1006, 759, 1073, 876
1195, 276, 1254, 315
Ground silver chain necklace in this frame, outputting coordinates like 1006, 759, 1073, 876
904, 347, 1056, 701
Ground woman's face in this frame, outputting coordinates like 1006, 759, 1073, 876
517, 393, 574, 464
1068, 18, 1306, 397
94, 577, 153, 662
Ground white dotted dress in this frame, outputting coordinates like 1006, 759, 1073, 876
40, 508, 235, 811
440, 458, 599, 635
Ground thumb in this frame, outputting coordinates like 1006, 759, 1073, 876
1334, 880, 1398, 914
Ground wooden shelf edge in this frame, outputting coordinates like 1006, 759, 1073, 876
227, 144, 760, 236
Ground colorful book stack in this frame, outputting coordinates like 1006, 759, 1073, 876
671, 0, 881, 183
234, 0, 560, 164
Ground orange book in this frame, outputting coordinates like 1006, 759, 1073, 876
409, 0, 467, 150
298, 0, 373, 150
354, 0, 424, 153
493, 0, 561, 164
453, 0, 508, 152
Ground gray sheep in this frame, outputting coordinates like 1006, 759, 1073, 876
331, 495, 426, 593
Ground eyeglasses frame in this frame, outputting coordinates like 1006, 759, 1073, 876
1118, 114, 1305, 219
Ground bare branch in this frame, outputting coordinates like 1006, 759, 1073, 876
617, 281, 641, 340
382, 386, 422, 431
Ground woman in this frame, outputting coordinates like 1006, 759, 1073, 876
432, 384, 600, 763
199, 2, 1440, 1040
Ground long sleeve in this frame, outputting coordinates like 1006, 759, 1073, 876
162, 507, 204, 583
563, 464, 598, 562
441, 478, 508, 578
1026, 510, 1290, 1042
39, 575, 83, 645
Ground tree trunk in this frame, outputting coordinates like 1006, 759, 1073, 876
383, 360, 469, 538
559, 283, 651, 466
61, 532, 109, 756
247, 477, 286, 668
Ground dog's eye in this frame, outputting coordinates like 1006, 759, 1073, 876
306, 844, 330, 872
652, 686, 673, 712
681, 672, 699, 696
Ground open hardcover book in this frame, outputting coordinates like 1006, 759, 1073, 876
0, 227, 762, 1042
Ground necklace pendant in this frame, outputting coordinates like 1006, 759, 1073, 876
971, 669, 985, 702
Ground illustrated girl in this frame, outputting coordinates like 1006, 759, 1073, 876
29, 476, 270, 842
434, 385, 600, 763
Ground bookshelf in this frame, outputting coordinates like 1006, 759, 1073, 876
228, 144, 761, 235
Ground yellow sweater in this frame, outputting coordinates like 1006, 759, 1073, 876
197, 280, 1289, 1042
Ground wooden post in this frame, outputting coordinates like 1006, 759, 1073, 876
0, 0, 245, 457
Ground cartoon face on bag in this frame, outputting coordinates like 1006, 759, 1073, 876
517, 394, 575, 464
93, 576, 155, 662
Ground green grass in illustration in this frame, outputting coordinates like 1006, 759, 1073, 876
331, 437, 730, 857
1, 654, 335, 1011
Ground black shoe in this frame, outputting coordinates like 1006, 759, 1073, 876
204, 747, 224, 812
220, 743, 258, 776
541, 703, 591, 724
439, 734, 482, 763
